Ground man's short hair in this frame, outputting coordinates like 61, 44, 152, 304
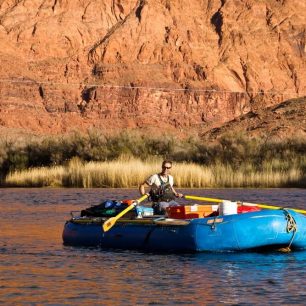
162, 160, 172, 167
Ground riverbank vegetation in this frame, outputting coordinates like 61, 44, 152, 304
1, 131, 306, 188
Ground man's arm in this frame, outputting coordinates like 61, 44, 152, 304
171, 186, 184, 198
139, 181, 150, 196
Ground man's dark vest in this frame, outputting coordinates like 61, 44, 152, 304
149, 175, 176, 202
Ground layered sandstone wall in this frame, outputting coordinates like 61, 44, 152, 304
0, 0, 305, 136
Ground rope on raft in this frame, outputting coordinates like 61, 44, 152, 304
279, 209, 298, 252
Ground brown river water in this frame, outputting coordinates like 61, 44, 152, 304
0, 188, 306, 305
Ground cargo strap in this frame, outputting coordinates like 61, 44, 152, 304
153, 217, 190, 226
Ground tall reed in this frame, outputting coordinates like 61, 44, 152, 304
5, 157, 305, 188
5, 166, 64, 187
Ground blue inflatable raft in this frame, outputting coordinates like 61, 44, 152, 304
62, 208, 306, 252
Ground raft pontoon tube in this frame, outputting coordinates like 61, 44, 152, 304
63, 208, 306, 252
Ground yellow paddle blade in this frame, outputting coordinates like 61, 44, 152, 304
102, 194, 148, 232
103, 204, 135, 232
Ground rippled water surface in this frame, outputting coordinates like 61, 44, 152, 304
1, 188, 306, 305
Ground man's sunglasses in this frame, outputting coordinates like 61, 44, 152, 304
163, 166, 172, 169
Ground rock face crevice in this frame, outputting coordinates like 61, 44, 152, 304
211, 0, 225, 46
135, 0, 146, 22
0, 0, 305, 138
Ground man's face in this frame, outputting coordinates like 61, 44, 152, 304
162, 163, 172, 174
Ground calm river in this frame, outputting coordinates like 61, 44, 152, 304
1, 188, 306, 305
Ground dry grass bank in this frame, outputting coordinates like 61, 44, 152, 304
5, 157, 304, 188
1, 131, 306, 189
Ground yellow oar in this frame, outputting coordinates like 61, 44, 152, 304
184, 195, 306, 215
185, 195, 223, 203
240, 202, 306, 214
102, 194, 148, 232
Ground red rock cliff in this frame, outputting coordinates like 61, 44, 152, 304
0, 0, 305, 136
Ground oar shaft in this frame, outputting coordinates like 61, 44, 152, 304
111, 203, 135, 220
185, 195, 306, 215
242, 202, 306, 214
184, 195, 222, 203
241, 202, 281, 209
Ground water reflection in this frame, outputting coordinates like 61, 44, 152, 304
0, 188, 306, 304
